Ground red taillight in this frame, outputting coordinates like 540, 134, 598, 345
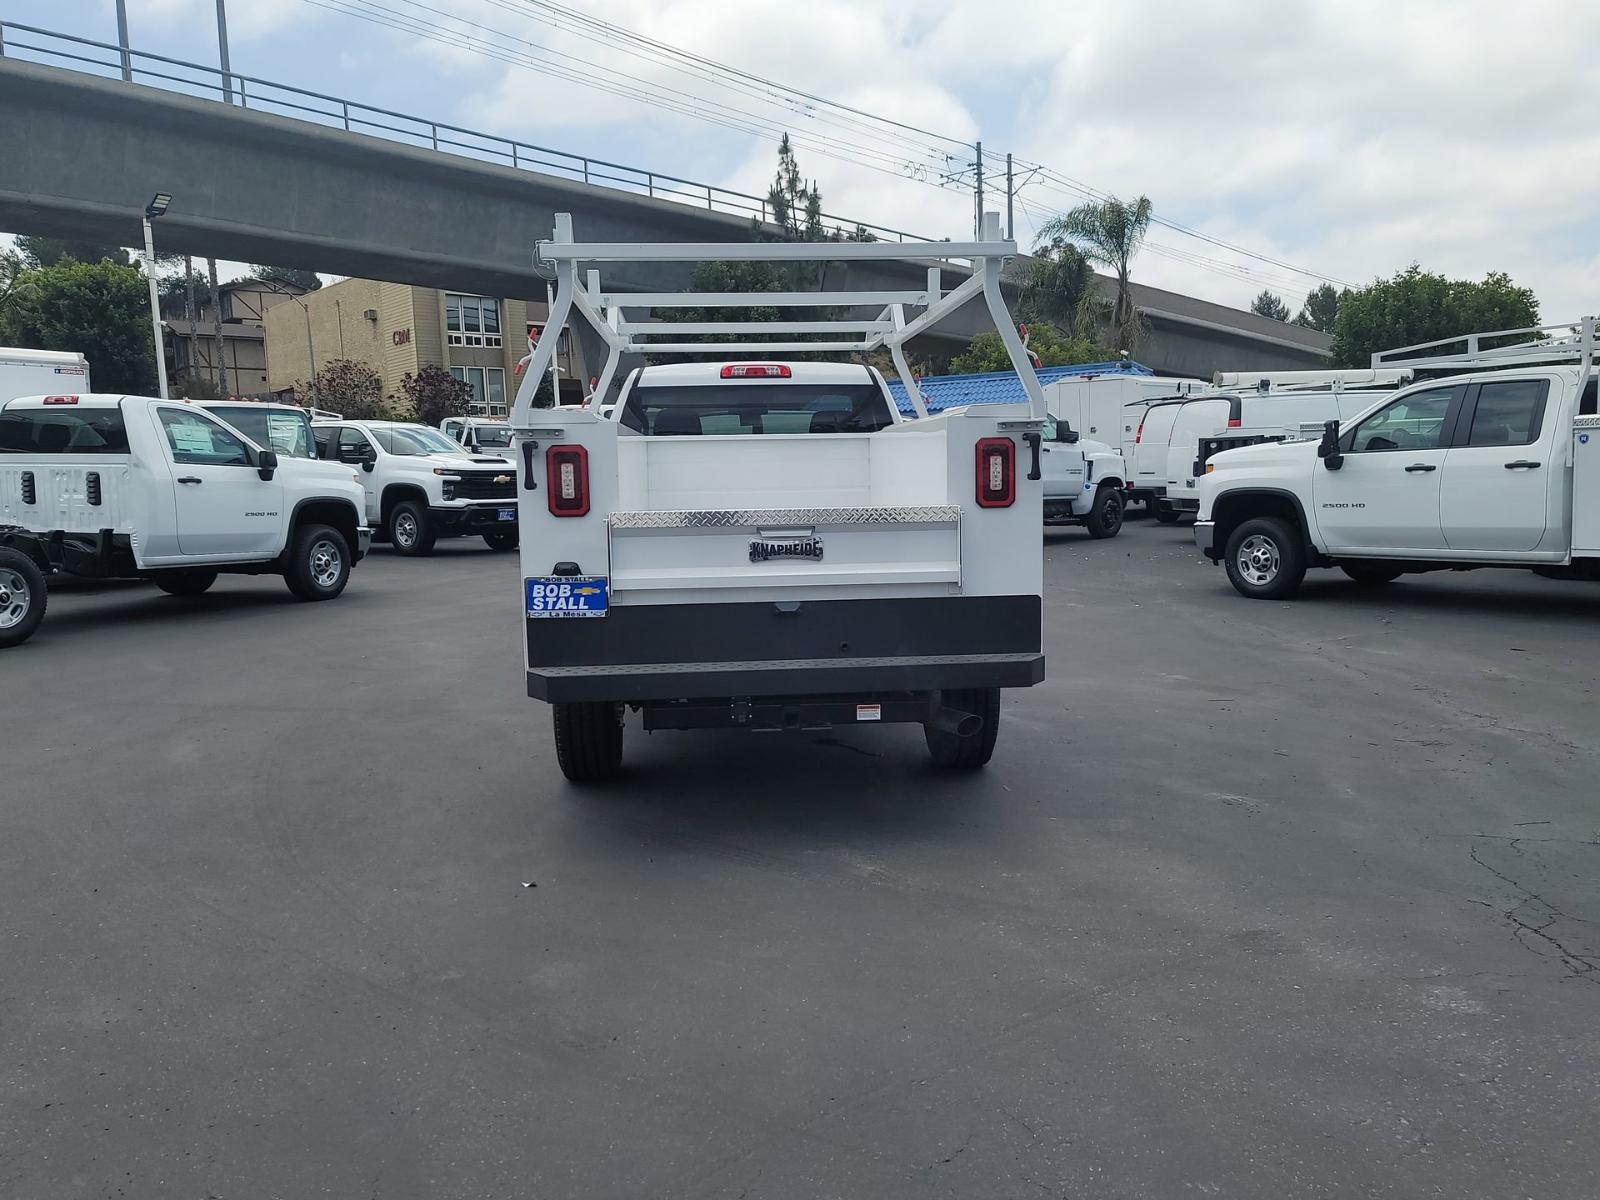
975, 437, 1015, 508
1135, 416, 1145, 443
720, 364, 792, 378
546, 445, 590, 517
43, 395, 78, 405
1227, 417, 1242, 428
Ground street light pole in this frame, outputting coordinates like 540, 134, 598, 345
142, 194, 172, 399
216, 0, 233, 104
301, 299, 316, 382
115, 0, 132, 82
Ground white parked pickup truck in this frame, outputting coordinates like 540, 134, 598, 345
510, 215, 1047, 780
1194, 319, 1600, 598
312, 419, 520, 553
0, 393, 370, 646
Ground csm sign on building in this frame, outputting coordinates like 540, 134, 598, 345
264, 278, 586, 414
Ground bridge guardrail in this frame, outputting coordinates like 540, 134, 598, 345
0, 21, 926, 246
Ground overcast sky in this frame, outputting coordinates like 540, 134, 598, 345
9, 0, 1598, 319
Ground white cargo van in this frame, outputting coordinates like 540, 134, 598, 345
1043, 370, 1202, 461
1, 348, 91, 403
509, 215, 1048, 781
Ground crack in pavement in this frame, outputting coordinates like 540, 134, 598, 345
1469, 839, 1599, 985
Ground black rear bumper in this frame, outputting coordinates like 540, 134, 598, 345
526, 594, 1044, 703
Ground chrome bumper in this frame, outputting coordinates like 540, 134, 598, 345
1194, 520, 1219, 561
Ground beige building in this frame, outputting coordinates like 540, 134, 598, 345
264, 278, 584, 416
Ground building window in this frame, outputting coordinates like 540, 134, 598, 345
450, 365, 508, 417
446, 294, 502, 348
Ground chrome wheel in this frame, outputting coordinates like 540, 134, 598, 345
393, 512, 418, 549
1236, 534, 1280, 587
309, 539, 343, 589
0, 568, 29, 629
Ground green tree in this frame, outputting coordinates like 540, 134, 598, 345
1018, 238, 1102, 336
1330, 266, 1540, 367
15, 235, 130, 268
398, 364, 472, 425
251, 264, 322, 292
949, 325, 1104, 374
0, 258, 157, 393
300, 359, 388, 419
1250, 290, 1291, 321
1293, 282, 1345, 333
1035, 195, 1152, 351
0, 248, 28, 320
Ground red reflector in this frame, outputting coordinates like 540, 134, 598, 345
720, 364, 792, 378
43, 395, 79, 405
546, 445, 590, 517
1227, 417, 1241, 428
975, 437, 1016, 508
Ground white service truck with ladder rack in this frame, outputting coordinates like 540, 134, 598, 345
510, 215, 1048, 781
1194, 319, 1600, 598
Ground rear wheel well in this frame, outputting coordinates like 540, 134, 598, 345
1213, 491, 1309, 551
380, 484, 429, 524
290, 499, 360, 556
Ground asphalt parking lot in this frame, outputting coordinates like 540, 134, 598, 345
4, 517, 1597, 1199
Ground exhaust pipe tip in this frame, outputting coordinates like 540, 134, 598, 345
927, 707, 982, 738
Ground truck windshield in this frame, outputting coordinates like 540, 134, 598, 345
621, 383, 895, 436
371, 426, 464, 455
471, 424, 514, 448
208, 405, 315, 459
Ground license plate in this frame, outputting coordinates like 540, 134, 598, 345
498, 508, 516, 522
526, 576, 608, 618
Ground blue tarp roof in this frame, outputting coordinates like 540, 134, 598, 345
886, 360, 1153, 416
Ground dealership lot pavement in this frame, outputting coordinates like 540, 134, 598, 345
4, 520, 1597, 1199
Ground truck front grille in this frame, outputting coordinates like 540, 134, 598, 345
452, 471, 517, 501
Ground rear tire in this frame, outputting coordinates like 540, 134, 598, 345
0, 549, 47, 648
1340, 562, 1405, 585
484, 530, 519, 551
388, 500, 435, 556
925, 687, 1001, 769
1155, 507, 1181, 524
284, 524, 351, 601
1084, 486, 1125, 539
553, 702, 624, 782
1223, 516, 1307, 599
156, 570, 218, 597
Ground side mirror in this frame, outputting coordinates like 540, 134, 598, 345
1317, 420, 1344, 470
1061, 428, 1080, 444
256, 449, 279, 481
361, 456, 375, 473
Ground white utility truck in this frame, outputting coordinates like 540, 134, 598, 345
0, 393, 370, 647
2, 348, 91, 403
510, 214, 1047, 781
1194, 319, 1600, 598
312, 419, 519, 553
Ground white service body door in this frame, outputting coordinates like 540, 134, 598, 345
154, 405, 285, 558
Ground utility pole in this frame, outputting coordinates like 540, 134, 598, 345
115, 0, 132, 82
973, 141, 984, 239
216, 0, 233, 104
1006, 153, 1014, 241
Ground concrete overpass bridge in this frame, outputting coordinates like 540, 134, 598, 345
0, 33, 1331, 379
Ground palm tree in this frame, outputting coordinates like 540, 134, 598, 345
1035, 195, 1152, 350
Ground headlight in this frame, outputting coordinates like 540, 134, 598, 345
441, 482, 455, 501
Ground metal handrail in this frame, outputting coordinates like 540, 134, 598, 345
0, 19, 926, 245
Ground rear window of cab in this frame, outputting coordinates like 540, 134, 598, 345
620, 382, 895, 436
0, 408, 130, 454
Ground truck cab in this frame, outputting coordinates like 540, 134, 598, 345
1194, 319, 1600, 598
1039, 415, 1127, 537
313, 419, 520, 554
440, 416, 516, 455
